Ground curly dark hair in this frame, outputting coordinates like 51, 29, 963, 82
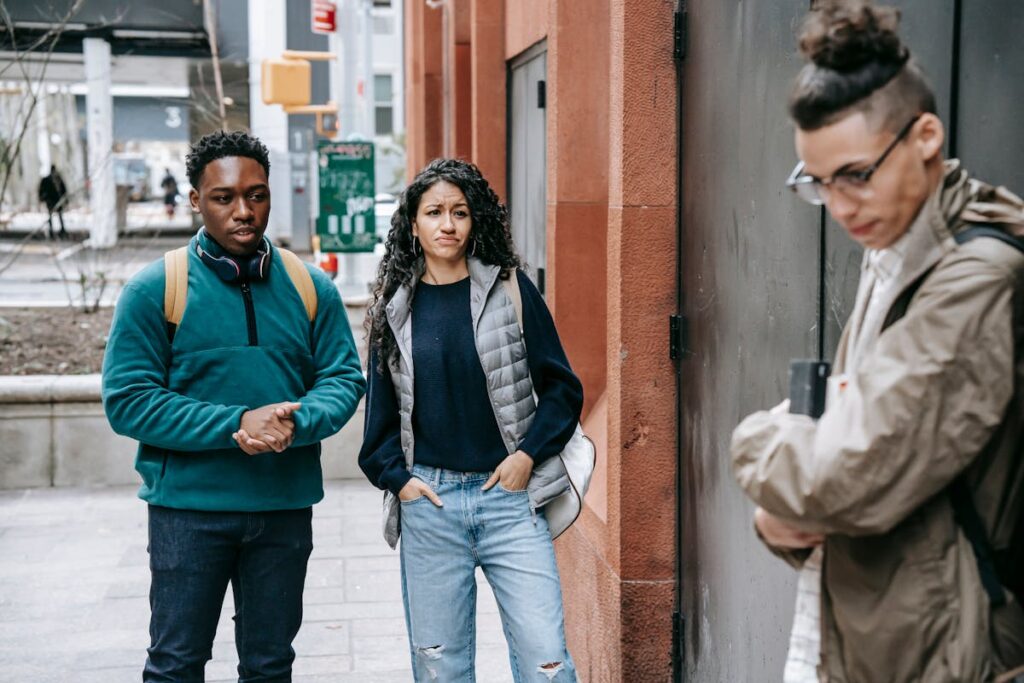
789, 0, 935, 132
185, 130, 271, 189
366, 158, 522, 373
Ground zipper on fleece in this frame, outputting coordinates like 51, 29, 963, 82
240, 281, 258, 346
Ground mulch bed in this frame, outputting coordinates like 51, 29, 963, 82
0, 307, 114, 375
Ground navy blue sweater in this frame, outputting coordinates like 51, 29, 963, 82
359, 270, 584, 496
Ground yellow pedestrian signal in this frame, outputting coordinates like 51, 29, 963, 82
260, 51, 338, 137
261, 58, 311, 107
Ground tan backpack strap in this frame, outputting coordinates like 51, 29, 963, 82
501, 269, 524, 332
278, 247, 318, 322
163, 246, 189, 325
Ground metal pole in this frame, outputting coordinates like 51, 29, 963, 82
337, 0, 358, 138
330, 0, 360, 293
361, 0, 375, 139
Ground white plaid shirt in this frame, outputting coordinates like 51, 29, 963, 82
783, 232, 911, 683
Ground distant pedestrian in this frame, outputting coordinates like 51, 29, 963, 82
730, 1, 1024, 681
160, 168, 179, 219
38, 164, 68, 240
359, 158, 583, 682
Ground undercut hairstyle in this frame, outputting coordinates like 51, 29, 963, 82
789, 0, 937, 132
366, 158, 522, 373
185, 130, 271, 189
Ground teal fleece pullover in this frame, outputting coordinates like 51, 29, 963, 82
102, 232, 366, 511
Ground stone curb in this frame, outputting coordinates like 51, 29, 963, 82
0, 374, 102, 404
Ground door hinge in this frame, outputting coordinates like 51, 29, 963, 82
537, 79, 547, 109
673, 9, 687, 62
672, 609, 686, 677
670, 314, 689, 361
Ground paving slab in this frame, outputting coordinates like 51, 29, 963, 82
0, 481, 515, 682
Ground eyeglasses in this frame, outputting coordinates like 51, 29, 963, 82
786, 115, 921, 206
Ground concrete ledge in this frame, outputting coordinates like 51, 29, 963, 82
0, 374, 366, 490
0, 374, 104, 404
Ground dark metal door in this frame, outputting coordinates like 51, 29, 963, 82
676, 1, 1024, 679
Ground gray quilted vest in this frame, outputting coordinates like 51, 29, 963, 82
380, 257, 571, 547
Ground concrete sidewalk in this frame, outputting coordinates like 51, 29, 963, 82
0, 481, 514, 682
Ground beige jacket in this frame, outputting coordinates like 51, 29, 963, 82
732, 162, 1024, 682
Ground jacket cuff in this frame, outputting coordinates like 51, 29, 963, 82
754, 517, 813, 569
516, 437, 546, 463
381, 464, 413, 496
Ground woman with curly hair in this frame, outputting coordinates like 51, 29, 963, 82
359, 158, 582, 682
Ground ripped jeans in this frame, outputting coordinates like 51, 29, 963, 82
399, 464, 577, 682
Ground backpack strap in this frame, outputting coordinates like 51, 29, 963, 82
950, 477, 1008, 607
163, 246, 189, 327
164, 245, 318, 335
955, 224, 1024, 254
948, 224, 1024, 608
278, 247, 318, 322
881, 225, 1023, 608
500, 270, 524, 333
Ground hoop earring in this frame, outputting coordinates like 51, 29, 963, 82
412, 237, 421, 257
469, 238, 477, 257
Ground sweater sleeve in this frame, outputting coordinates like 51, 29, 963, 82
102, 280, 248, 451
290, 267, 367, 447
358, 349, 413, 495
515, 270, 585, 463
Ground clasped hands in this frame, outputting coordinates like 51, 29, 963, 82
232, 402, 302, 455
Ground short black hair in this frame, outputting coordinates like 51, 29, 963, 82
789, 0, 936, 132
185, 130, 271, 189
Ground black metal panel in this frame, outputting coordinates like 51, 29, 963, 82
822, 0, 956, 357
677, 2, 821, 678
956, 0, 1024, 192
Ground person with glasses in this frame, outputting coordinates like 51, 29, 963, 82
731, 1, 1024, 681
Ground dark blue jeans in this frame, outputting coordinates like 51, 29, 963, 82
144, 505, 314, 683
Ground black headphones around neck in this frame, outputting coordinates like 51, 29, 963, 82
195, 229, 271, 284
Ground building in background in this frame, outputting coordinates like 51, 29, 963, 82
267, 0, 406, 251
0, 0, 248, 243
1, 0, 404, 251
371, 0, 406, 194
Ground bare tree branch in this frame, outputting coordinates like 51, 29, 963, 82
0, 0, 87, 213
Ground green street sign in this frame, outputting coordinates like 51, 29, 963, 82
316, 140, 376, 253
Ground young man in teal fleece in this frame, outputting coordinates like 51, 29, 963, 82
102, 131, 365, 682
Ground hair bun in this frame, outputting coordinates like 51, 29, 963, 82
799, 0, 907, 72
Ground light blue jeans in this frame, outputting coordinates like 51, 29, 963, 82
399, 464, 577, 682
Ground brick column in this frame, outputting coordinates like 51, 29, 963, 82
605, 0, 678, 678
470, 0, 507, 199
405, 0, 444, 179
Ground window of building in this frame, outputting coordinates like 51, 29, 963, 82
375, 74, 394, 135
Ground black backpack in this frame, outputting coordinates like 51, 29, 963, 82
950, 226, 1024, 608
888, 225, 1024, 608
